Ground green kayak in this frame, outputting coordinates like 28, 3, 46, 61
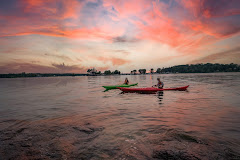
102, 83, 138, 90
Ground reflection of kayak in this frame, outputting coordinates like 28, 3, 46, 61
102, 83, 138, 90
117, 85, 189, 93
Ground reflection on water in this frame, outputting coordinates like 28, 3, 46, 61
103, 89, 110, 92
0, 73, 240, 159
157, 91, 164, 104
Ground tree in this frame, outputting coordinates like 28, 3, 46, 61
150, 68, 154, 74
158, 63, 240, 73
104, 70, 111, 75
113, 70, 120, 74
156, 68, 161, 73
139, 69, 146, 74
133, 70, 137, 75
87, 69, 92, 73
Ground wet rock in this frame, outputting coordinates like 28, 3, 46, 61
166, 130, 207, 144
21, 143, 31, 147
223, 148, 240, 160
72, 126, 104, 134
72, 126, 94, 134
152, 150, 200, 160
174, 133, 199, 143
16, 128, 26, 134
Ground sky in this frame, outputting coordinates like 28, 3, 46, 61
0, 0, 240, 73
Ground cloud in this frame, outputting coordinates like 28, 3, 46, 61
0, 62, 86, 74
192, 47, 240, 64
112, 36, 139, 43
102, 0, 203, 52
0, 0, 239, 73
96, 56, 130, 66
44, 53, 74, 62
114, 49, 130, 55
0, 26, 114, 41
178, 0, 240, 18
183, 18, 240, 39
1, 0, 239, 44
103, 0, 240, 53
51, 63, 84, 72
0, 63, 56, 74
179, 0, 240, 38
0, 0, 118, 41
22, 0, 82, 19
103, 0, 152, 19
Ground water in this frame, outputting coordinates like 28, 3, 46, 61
0, 73, 240, 159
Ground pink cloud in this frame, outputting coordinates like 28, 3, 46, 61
96, 56, 130, 66
183, 20, 240, 39
178, 0, 240, 18
23, 0, 82, 19
0, 26, 114, 41
191, 46, 240, 64
134, 0, 240, 53
179, 0, 240, 38
0, 62, 86, 74
0, 0, 239, 73
0, 0, 119, 41
103, 0, 152, 19
103, 0, 202, 52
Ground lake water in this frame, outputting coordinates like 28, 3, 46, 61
0, 73, 240, 159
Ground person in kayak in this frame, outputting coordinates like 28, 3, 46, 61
153, 78, 164, 88
124, 78, 129, 85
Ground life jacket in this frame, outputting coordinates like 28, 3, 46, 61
158, 81, 164, 88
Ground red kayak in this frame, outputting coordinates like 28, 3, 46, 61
117, 85, 189, 93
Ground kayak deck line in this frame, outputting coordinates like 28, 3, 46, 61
117, 85, 189, 93
102, 83, 138, 89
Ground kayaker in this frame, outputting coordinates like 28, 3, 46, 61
153, 78, 164, 88
124, 78, 129, 85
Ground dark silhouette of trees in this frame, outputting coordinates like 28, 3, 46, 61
87, 68, 97, 75
150, 68, 154, 74
1, 63, 239, 78
133, 70, 137, 74
113, 70, 121, 74
130, 70, 137, 74
87, 69, 92, 73
139, 69, 146, 74
156, 68, 161, 73
104, 70, 111, 75
103, 70, 120, 75
159, 63, 240, 73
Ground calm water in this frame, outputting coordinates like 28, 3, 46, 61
0, 73, 240, 159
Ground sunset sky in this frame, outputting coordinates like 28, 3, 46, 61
0, 0, 240, 73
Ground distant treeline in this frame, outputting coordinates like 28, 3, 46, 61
1, 63, 239, 78
103, 70, 121, 75
157, 63, 240, 73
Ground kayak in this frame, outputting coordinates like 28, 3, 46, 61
117, 85, 189, 93
102, 83, 138, 90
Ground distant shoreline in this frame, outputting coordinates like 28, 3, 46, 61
0, 72, 239, 78
1, 63, 239, 78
